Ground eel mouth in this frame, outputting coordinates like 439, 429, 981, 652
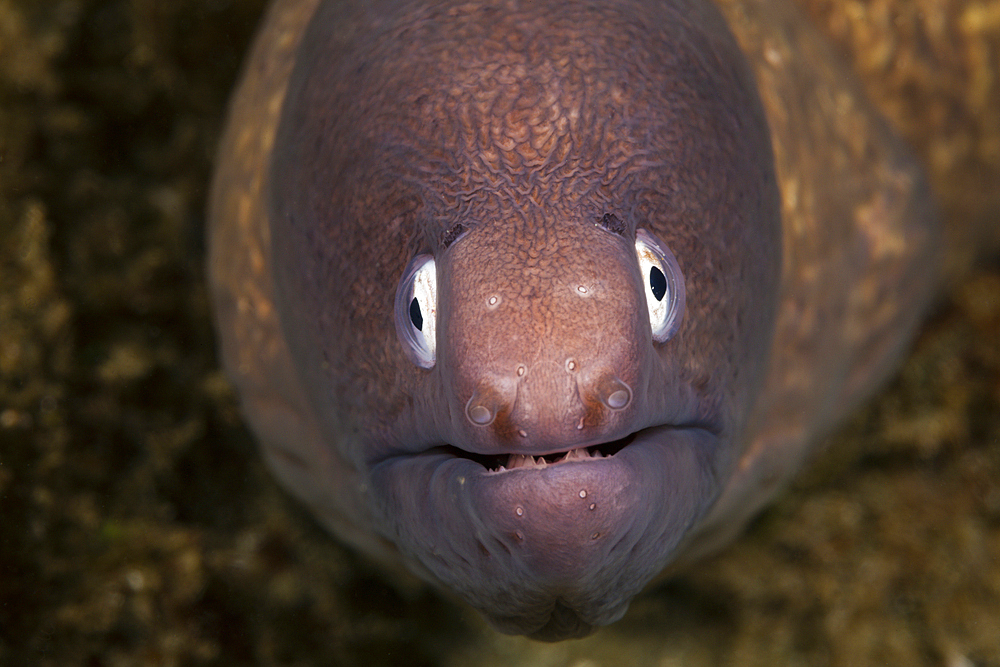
367, 423, 720, 639
438, 432, 638, 472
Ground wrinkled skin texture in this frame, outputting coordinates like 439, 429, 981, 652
209, 0, 939, 641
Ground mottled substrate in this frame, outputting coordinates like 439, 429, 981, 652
800, 0, 1000, 276
0, 1, 997, 665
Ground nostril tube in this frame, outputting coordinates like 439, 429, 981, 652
597, 376, 632, 411
468, 404, 493, 424
607, 389, 629, 410
465, 383, 505, 426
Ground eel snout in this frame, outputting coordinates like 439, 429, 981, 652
434, 222, 665, 463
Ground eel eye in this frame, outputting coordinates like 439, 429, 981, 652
634, 229, 685, 342
394, 254, 437, 368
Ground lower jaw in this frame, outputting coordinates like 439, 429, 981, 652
367, 425, 720, 639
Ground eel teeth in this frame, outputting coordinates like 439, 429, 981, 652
505, 447, 599, 470
506, 454, 538, 469
562, 447, 591, 462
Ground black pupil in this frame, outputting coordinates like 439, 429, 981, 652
409, 297, 423, 331
649, 266, 667, 301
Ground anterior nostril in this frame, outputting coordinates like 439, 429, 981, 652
465, 383, 505, 426
607, 389, 629, 409
597, 376, 632, 411
468, 404, 493, 424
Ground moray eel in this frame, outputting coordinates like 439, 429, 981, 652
209, 0, 941, 640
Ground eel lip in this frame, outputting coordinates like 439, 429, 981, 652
366, 424, 720, 639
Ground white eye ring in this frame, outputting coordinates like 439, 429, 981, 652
634, 229, 685, 342
394, 254, 437, 368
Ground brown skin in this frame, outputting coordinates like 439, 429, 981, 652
210, 0, 939, 641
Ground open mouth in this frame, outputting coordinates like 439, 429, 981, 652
438, 432, 638, 472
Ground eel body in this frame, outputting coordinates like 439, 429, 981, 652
209, 0, 941, 640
